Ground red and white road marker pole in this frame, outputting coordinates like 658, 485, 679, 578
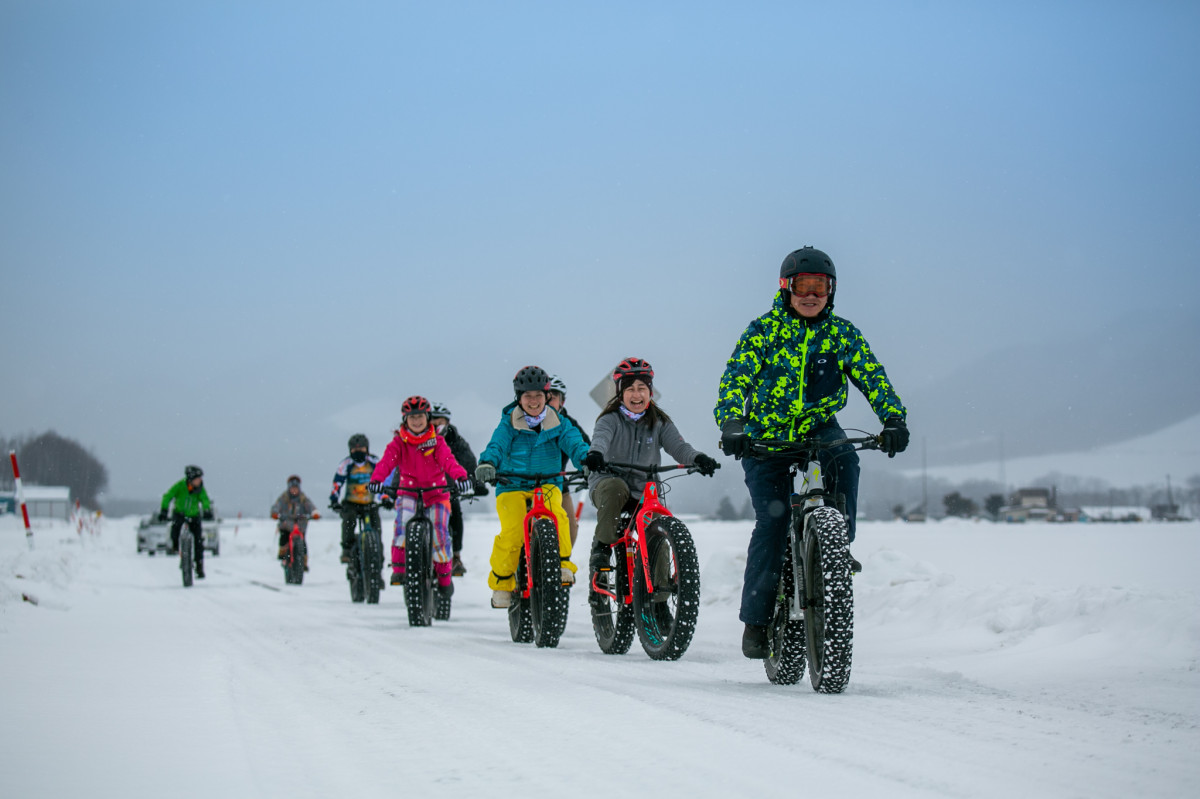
9, 450, 33, 549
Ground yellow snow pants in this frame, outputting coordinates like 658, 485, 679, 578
488, 485, 575, 591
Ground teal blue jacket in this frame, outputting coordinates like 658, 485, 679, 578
479, 403, 590, 494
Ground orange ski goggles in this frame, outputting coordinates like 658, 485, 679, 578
780, 273, 832, 297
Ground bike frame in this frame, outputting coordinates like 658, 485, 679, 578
592, 464, 694, 606
495, 471, 584, 599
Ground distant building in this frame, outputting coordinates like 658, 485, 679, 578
1002, 487, 1054, 523
0, 486, 71, 520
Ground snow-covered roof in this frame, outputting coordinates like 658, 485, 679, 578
14, 486, 70, 501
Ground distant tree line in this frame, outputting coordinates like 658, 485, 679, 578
0, 431, 109, 509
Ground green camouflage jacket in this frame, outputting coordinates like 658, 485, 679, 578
714, 293, 905, 440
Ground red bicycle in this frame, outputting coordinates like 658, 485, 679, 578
277, 512, 318, 585
490, 470, 587, 648
589, 462, 713, 660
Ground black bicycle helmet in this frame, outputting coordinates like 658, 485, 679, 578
348, 433, 369, 451
780, 246, 836, 281
184, 465, 203, 481
513, 365, 551, 396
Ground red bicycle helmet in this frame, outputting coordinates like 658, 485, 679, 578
612, 357, 654, 385
401, 395, 432, 417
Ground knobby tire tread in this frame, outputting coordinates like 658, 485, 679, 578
803, 506, 854, 693
632, 517, 700, 661
591, 542, 635, 655
530, 519, 567, 648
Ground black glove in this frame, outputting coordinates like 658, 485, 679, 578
455, 477, 473, 496
720, 420, 751, 458
328, 497, 342, 511
475, 463, 496, 484
693, 452, 718, 476
880, 417, 910, 458
157, 509, 169, 523
380, 495, 395, 510
367, 480, 384, 494
474, 482, 490, 497
583, 450, 606, 472
202, 509, 214, 521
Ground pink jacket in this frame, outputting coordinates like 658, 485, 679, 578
370, 428, 467, 506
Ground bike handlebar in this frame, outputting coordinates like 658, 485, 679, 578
492, 469, 587, 487
745, 435, 881, 458
602, 461, 717, 476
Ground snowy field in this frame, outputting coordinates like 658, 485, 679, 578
2, 512, 1197, 799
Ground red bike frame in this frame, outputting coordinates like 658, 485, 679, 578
591, 469, 681, 606
517, 484, 562, 600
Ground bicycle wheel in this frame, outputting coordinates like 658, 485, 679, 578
590, 541, 634, 655
347, 543, 365, 603
363, 524, 382, 605
404, 519, 434, 627
179, 530, 194, 588
508, 548, 534, 643
632, 517, 700, 660
289, 535, 307, 585
529, 518, 567, 648
765, 531, 805, 684
803, 506, 854, 693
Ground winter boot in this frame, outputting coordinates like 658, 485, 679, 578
490, 589, 512, 609
849, 551, 862, 574
277, 545, 288, 561
589, 539, 612, 573
435, 560, 454, 589
390, 545, 406, 585
304, 553, 309, 572
561, 563, 576, 586
451, 552, 467, 577
195, 561, 205, 580
742, 624, 768, 659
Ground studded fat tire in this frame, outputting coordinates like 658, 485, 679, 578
405, 519, 434, 627
803, 506, 854, 693
347, 543, 365, 603
508, 541, 535, 642
529, 519, 568, 648
363, 523, 382, 605
591, 542, 635, 655
632, 517, 700, 661
180, 530, 194, 588
764, 531, 805, 684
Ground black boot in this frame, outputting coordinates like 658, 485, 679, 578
195, 561, 205, 580
589, 539, 612, 572
742, 623, 768, 659
849, 551, 862, 573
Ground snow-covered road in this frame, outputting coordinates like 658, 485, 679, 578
3, 514, 1197, 798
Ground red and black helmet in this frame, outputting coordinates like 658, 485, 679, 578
612, 357, 654, 385
401, 395, 432, 417
512, 365, 551, 396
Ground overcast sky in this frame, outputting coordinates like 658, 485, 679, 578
3, 1, 1198, 513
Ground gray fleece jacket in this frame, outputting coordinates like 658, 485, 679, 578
587, 409, 699, 494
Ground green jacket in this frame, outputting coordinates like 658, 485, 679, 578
161, 479, 212, 518
714, 293, 905, 441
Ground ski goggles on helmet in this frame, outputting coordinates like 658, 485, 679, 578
780, 273, 832, 297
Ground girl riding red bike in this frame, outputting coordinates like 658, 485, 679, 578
582, 358, 718, 658
367, 396, 472, 597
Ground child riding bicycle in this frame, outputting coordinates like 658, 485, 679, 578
583, 358, 718, 578
271, 475, 318, 568
159, 464, 213, 579
366, 396, 472, 593
474, 365, 590, 609
330, 433, 384, 571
